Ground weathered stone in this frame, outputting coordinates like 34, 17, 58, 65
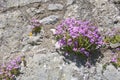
27, 36, 42, 45
110, 43, 120, 48
0, 0, 7, 12
111, 0, 120, 3
71, 77, 78, 80
48, 4, 64, 11
39, 15, 59, 24
27, 7, 45, 16
66, 0, 75, 6
103, 64, 120, 80
0, 0, 120, 80
7, 0, 48, 8
21, 44, 33, 52
64, 4, 79, 18
91, 0, 119, 27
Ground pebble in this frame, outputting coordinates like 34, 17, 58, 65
39, 15, 59, 24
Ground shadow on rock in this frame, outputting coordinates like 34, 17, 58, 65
57, 49, 104, 68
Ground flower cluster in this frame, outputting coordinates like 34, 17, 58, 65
0, 56, 22, 80
29, 18, 42, 36
54, 18, 104, 57
110, 48, 120, 68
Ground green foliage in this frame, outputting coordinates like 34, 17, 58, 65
112, 58, 120, 68
32, 26, 42, 35
102, 63, 109, 73
104, 34, 120, 44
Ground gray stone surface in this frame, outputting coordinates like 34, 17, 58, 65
0, 0, 120, 80
65, 0, 120, 27
66, 0, 75, 6
0, 10, 28, 54
110, 43, 120, 48
16, 50, 120, 80
64, 4, 79, 18
48, 4, 64, 11
103, 64, 120, 80
0, 0, 7, 12
7, 0, 48, 8
17, 52, 83, 80
27, 7, 45, 16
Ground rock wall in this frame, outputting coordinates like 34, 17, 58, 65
0, 0, 120, 80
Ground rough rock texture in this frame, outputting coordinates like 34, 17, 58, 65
103, 64, 120, 80
40, 15, 59, 24
48, 4, 64, 11
0, 0, 120, 80
7, 0, 48, 8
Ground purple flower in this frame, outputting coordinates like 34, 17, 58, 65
111, 52, 115, 54
73, 27, 79, 32
85, 61, 91, 68
31, 18, 37, 22
80, 48, 85, 52
0, 71, 3, 75
55, 41, 61, 49
6, 64, 13, 71
84, 51, 89, 57
74, 41, 78, 48
116, 48, 120, 51
55, 25, 64, 35
67, 39, 72, 45
65, 52, 69, 56
111, 56, 117, 63
14, 65, 20, 69
29, 25, 35, 29
90, 39, 95, 43
11, 75, 15, 78
15, 56, 21, 63
29, 20, 41, 29
73, 48, 78, 51
70, 31, 79, 38
1, 64, 6, 68
59, 38, 67, 46
10, 60, 17, 66
78, 29, 85, 35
